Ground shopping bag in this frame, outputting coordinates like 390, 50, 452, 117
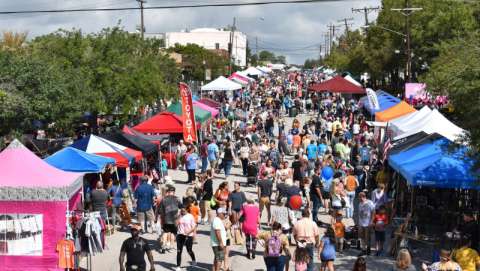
234, 229, 244, 245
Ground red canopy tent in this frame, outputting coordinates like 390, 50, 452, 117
308, 76, 365, 94
133, 112, 183, 134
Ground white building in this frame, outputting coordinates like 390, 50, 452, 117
165, 28, 247, 67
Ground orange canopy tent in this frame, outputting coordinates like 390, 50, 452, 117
375, 101, 416, 122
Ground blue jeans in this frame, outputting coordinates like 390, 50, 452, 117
201, 157, 208, 173
224, 160, 233, 177
346, 191, 356, 218
264, 255, 287, 271
312, 196, 322, 223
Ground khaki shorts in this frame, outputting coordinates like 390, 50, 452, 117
259, 196, 271, 211
209, 159, 218, 169
137, 209, 154, 223
212, 246, 225, 261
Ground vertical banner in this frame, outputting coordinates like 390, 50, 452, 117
179, 83, 197, 143
366, 88, 380, 111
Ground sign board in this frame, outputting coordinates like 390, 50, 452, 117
366, 88, 380, 111
179, 83, 197, 143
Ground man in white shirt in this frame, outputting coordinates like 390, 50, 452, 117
210, 208, 227, 271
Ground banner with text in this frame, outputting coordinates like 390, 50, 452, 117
179, 83, 197, 143
366, 88, 380, 111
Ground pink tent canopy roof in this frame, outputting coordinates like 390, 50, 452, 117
0, 139, 82, 189
193, 101, 219, 117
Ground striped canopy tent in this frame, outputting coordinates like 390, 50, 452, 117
167, 102, 212, 123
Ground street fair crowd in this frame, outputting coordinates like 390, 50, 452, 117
1, 67, 479, 271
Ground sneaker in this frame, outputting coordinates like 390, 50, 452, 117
175, 267, 182, 271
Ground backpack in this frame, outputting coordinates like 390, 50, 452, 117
267, 234, 282, 257
345, 176, 357, 192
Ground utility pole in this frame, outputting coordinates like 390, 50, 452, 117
255, 36, 258, 55
392, 0, 422, 83
318, 44, 322, 61
338, 17, 354, 34
352, 6, 380, 27
137, 0, 146, 39
229, 17, 236, 74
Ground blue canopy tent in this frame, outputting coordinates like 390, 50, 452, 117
45, 147, 115, 173
389, 137, 478, 189
360, 90, 401, 115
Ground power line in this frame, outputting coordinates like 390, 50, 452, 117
0, 0, 344, 15
352, 6, 380, 27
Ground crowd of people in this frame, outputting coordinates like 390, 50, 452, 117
87, 70, 480, 271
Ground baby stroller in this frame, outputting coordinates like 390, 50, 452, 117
344, 225, 360, 250
246, 162, 258, 187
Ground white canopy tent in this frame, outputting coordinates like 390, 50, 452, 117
256, 66, 272, 73
344, 75, 362, 86
236, 71, 256, 81
393, 109, 465, 142
389, 106, 432, 137
268, 63, 286, 70
201, 76, 243, 91
242, 66, 264, 76
287, 66, 301, 72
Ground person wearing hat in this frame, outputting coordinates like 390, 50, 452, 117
119, 224, 155, 271
210, 207, 228, 271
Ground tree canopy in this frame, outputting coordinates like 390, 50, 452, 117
0, 27, 180, 137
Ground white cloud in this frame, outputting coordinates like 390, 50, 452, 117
0, 0, 381, 64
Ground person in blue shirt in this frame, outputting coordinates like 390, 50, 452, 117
306, 141, 318, 176
319, 227, 336, 271
108, 179, 124, 227
207, 140, 219, 171
317, 138, 328, 158
186, 146, 199, 184
359, 142, 371, 164
134, 176, 155, 233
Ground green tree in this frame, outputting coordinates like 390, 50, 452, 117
422, 33, 480, 163
168, 43, 228, 81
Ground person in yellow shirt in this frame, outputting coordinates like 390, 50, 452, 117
453, 237, 480, 271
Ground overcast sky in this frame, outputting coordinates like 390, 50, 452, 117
0, 0, 381, 64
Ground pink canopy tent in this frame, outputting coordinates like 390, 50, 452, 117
0, 140, 83, 271
193, 101, 219, 117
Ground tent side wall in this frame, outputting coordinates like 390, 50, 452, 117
0, 191, 81, 271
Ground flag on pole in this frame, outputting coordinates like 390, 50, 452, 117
179, 83, 197, 143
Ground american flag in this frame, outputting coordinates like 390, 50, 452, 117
383, 137, 392, 162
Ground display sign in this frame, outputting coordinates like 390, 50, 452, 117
366, 88, 380, 111
179, 83, 197, 143
0, 214, 43, 256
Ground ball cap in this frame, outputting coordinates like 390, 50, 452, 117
216, 207, 228, 215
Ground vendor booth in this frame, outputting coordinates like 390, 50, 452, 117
194, 101, 219, 118
70, 135, 142, 168
45, 147, 115, 173
102, 130, 158, 156
167, 102, 212, 124
392, 109, 465, 142
0, 140, 83, 271
200, 76, 243, 93
198, 98, 221, 109
133, 112, 184, 135
388, 106, 432, 137
375, 101, 416, 122
360, 90, 401, 115
122, 125, 169, 145
308, 75, 365, 94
